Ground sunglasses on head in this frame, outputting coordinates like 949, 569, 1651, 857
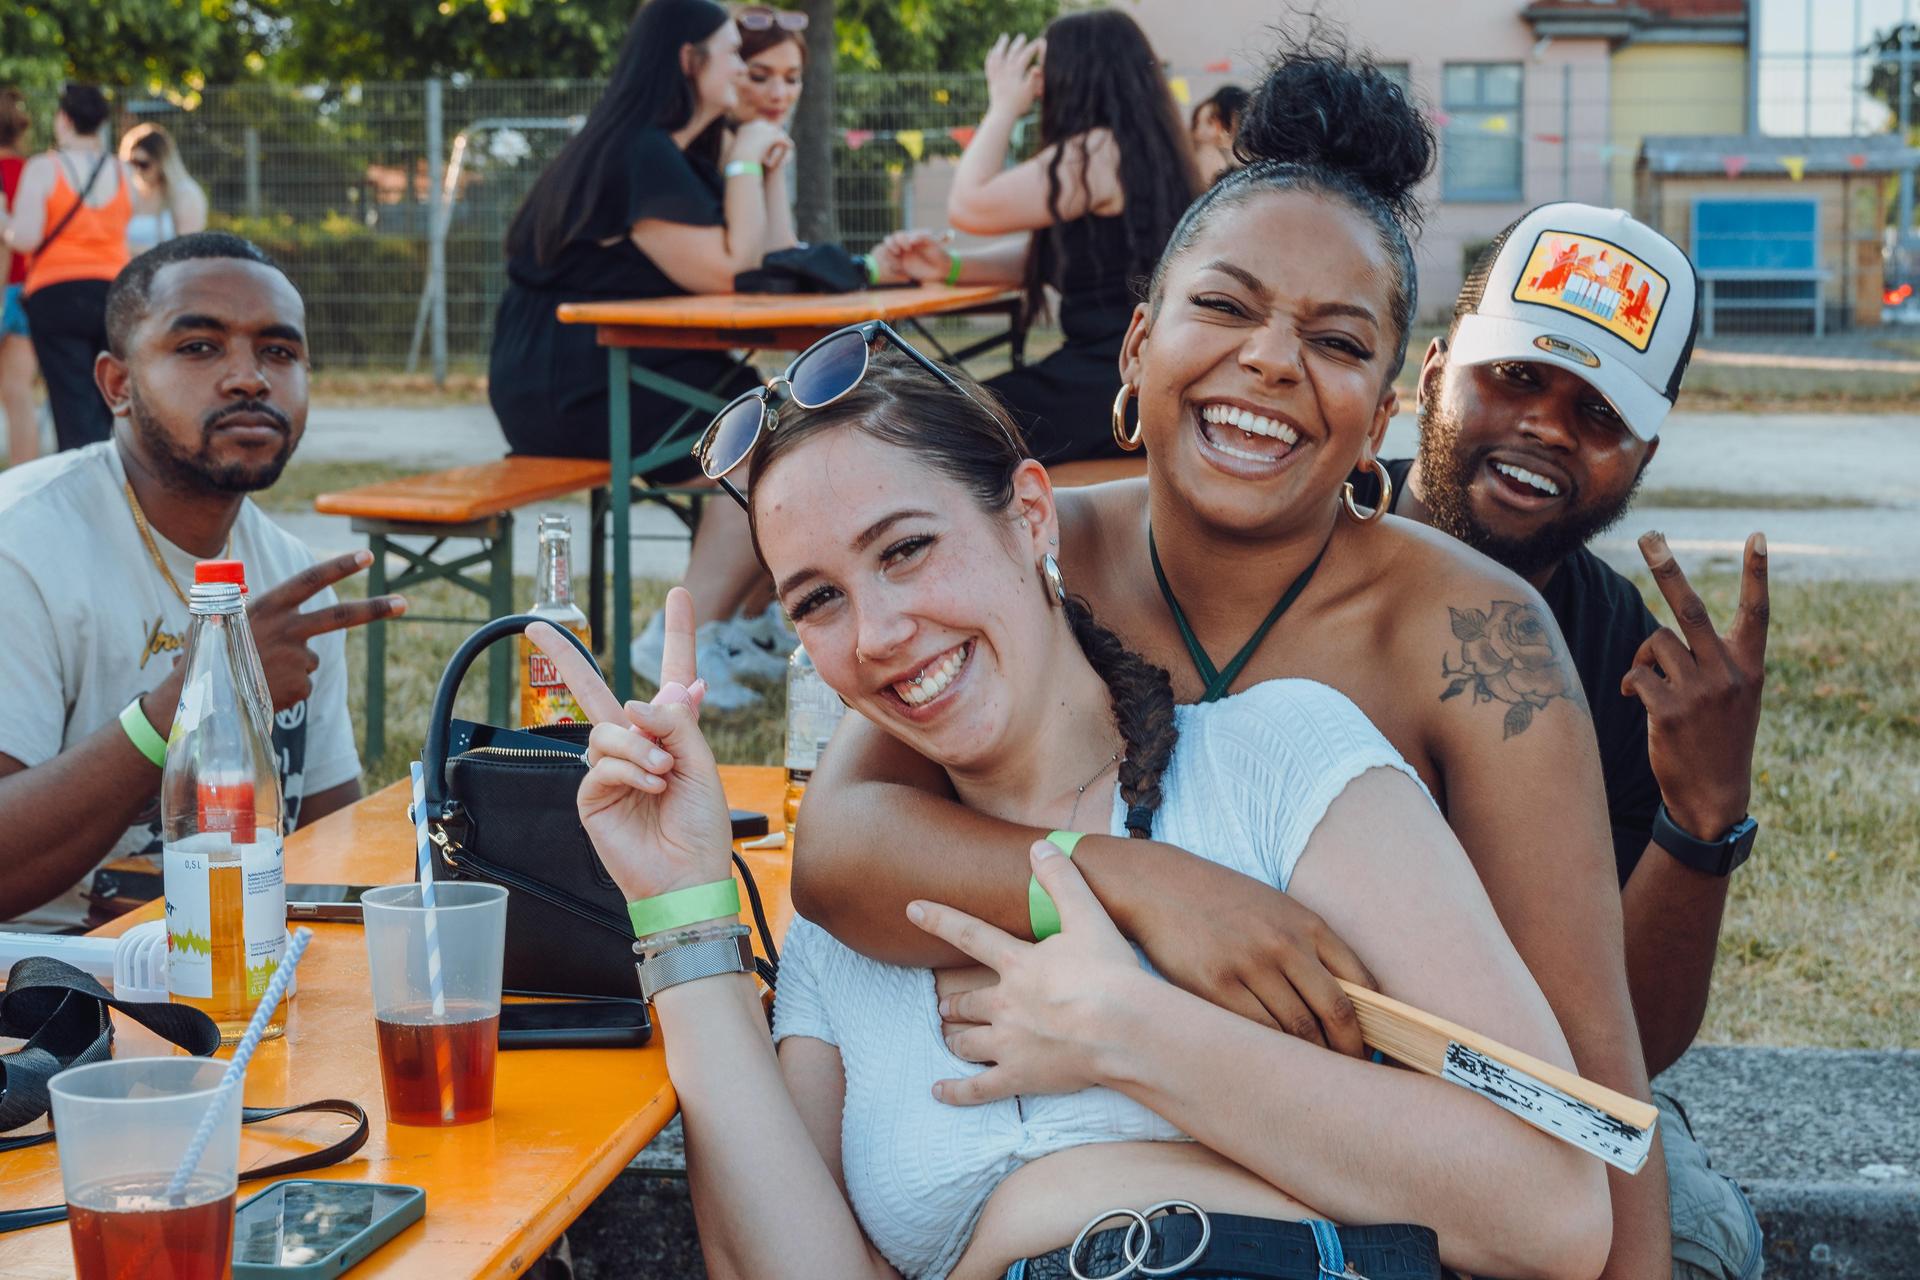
737, 5, 808, 32
693, 321, 1010, 509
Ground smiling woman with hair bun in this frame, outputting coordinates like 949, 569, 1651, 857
801, 31, 1673, 1278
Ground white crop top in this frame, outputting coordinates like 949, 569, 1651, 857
771, 678, 1427, 1278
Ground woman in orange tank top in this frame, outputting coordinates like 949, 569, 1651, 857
0, 84, 130, 450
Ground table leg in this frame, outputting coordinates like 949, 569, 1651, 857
488, 513, 515, 726
365, 532, 389, 766
610, 347, 633, 702
588, 485, 608, 657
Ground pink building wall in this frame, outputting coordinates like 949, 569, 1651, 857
1125, 0, 1615, 320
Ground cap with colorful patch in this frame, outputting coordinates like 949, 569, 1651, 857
1450, 203, 1700, 441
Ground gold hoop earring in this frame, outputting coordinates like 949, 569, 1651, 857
1341, 457, 1392, 524
1041, 553, 1068, 607
1111, 383, 1142, 452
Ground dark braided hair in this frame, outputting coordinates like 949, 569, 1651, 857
1062, 597, 1176, 838
745, 349, 1179, 838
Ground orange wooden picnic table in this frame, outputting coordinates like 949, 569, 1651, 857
554, 283, 1022, 703
0, 765, 792, 1279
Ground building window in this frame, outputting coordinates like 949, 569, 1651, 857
1442, 62, 1522, 201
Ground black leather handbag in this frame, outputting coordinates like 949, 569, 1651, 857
421, 616, 640, 999
734, 242, 869, 294
420, 617, 779, 1000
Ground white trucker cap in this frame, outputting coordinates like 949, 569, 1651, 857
1449, 203, 1700, 441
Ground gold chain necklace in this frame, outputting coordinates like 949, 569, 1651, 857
123, 481, 228, 610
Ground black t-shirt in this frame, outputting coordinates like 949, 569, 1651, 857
1364, 458, 1663, 885
506, 128, 725, 300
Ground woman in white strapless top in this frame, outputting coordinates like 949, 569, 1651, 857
120, 123, 207, 256
565, 339, 1615, 1280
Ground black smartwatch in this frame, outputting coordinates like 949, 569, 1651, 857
1651, 803, 1758, 876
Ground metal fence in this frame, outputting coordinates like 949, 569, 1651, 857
27, 59, 1914, 372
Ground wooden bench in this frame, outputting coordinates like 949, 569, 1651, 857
1049, 456, 1149, 487
1699, 269, 1832, 338
315, 457, 611, 762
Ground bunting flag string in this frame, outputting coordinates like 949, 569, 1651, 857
1205, 59, 1232, 73
822, 122, 1854, 182
1167, 76, 1191, 106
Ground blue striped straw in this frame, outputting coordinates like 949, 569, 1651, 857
410, 761, 449, 1022
166, 927, 313, 1202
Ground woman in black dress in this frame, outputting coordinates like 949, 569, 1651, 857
490, 0, 796, 706
871, 11, 1201, 463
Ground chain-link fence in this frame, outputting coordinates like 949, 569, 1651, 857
19, 58, 1915, 371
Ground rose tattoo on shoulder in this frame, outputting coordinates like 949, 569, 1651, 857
1439, 600, 1582, 739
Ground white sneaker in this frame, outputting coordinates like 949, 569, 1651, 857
733, 602, 799, 660
716, 619, 791, 682
692, 625, 765, 712
631, 611, 770, 709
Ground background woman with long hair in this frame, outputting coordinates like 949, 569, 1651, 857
0, 84, 129, 451
1190, 83, 1248, 183
489, 0, 798, 711
872, 11, 1201, 462
120, 122, 209, 255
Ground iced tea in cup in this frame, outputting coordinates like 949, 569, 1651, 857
50, 1057, 241, 1280
362, 882, 507, 1126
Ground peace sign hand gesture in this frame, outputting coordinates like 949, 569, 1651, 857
528, 588, 731, 904
1622, 531, 1770, 842
909, 841, 1148, 1106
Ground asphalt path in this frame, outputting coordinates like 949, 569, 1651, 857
283, 406, 1920, 582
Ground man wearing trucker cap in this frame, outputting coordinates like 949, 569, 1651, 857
1355, 204, 1767, 1279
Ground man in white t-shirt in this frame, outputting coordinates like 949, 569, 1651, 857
0, 231, 407, 930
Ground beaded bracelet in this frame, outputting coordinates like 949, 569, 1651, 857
634, 921, 751, 963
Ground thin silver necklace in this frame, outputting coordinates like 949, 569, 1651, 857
1066, 750, 1122, 830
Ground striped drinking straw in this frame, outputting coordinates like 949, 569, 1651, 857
167, 928, 314, 1202
411, 761, 456, 1121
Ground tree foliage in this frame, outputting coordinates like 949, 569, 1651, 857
835, 0, 1062, 74
1866, 22, 1920, 136
0, 0, 1061, 93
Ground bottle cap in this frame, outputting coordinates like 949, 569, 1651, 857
195, 560, 247, 588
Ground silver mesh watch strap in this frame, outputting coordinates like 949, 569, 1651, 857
638, 932, 755, 1002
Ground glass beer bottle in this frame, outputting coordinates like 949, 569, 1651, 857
161, 577, 288, 1043
783, 642, 845, 833
519, 513, 592, 727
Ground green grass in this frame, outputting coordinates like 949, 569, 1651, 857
337, 570, 1917, 1050
1660, 572, 1920, 1051
254, 458, 418, 513
1633, 487, 1878, 512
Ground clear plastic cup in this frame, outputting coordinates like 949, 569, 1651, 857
50, 1057, 241, 1280
362, 881, 508, 1126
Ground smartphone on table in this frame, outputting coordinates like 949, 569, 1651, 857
285, 884, 377, 923
498, 998, 652, 1049
232, 1180, 424, 1278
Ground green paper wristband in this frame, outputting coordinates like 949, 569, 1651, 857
1028, 831, 1084, 941
119, 697, 168, 768
629, 878, 741, 939
859, 253, 880, 286
945, 249, 963, 286
723, 160, 764, 180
